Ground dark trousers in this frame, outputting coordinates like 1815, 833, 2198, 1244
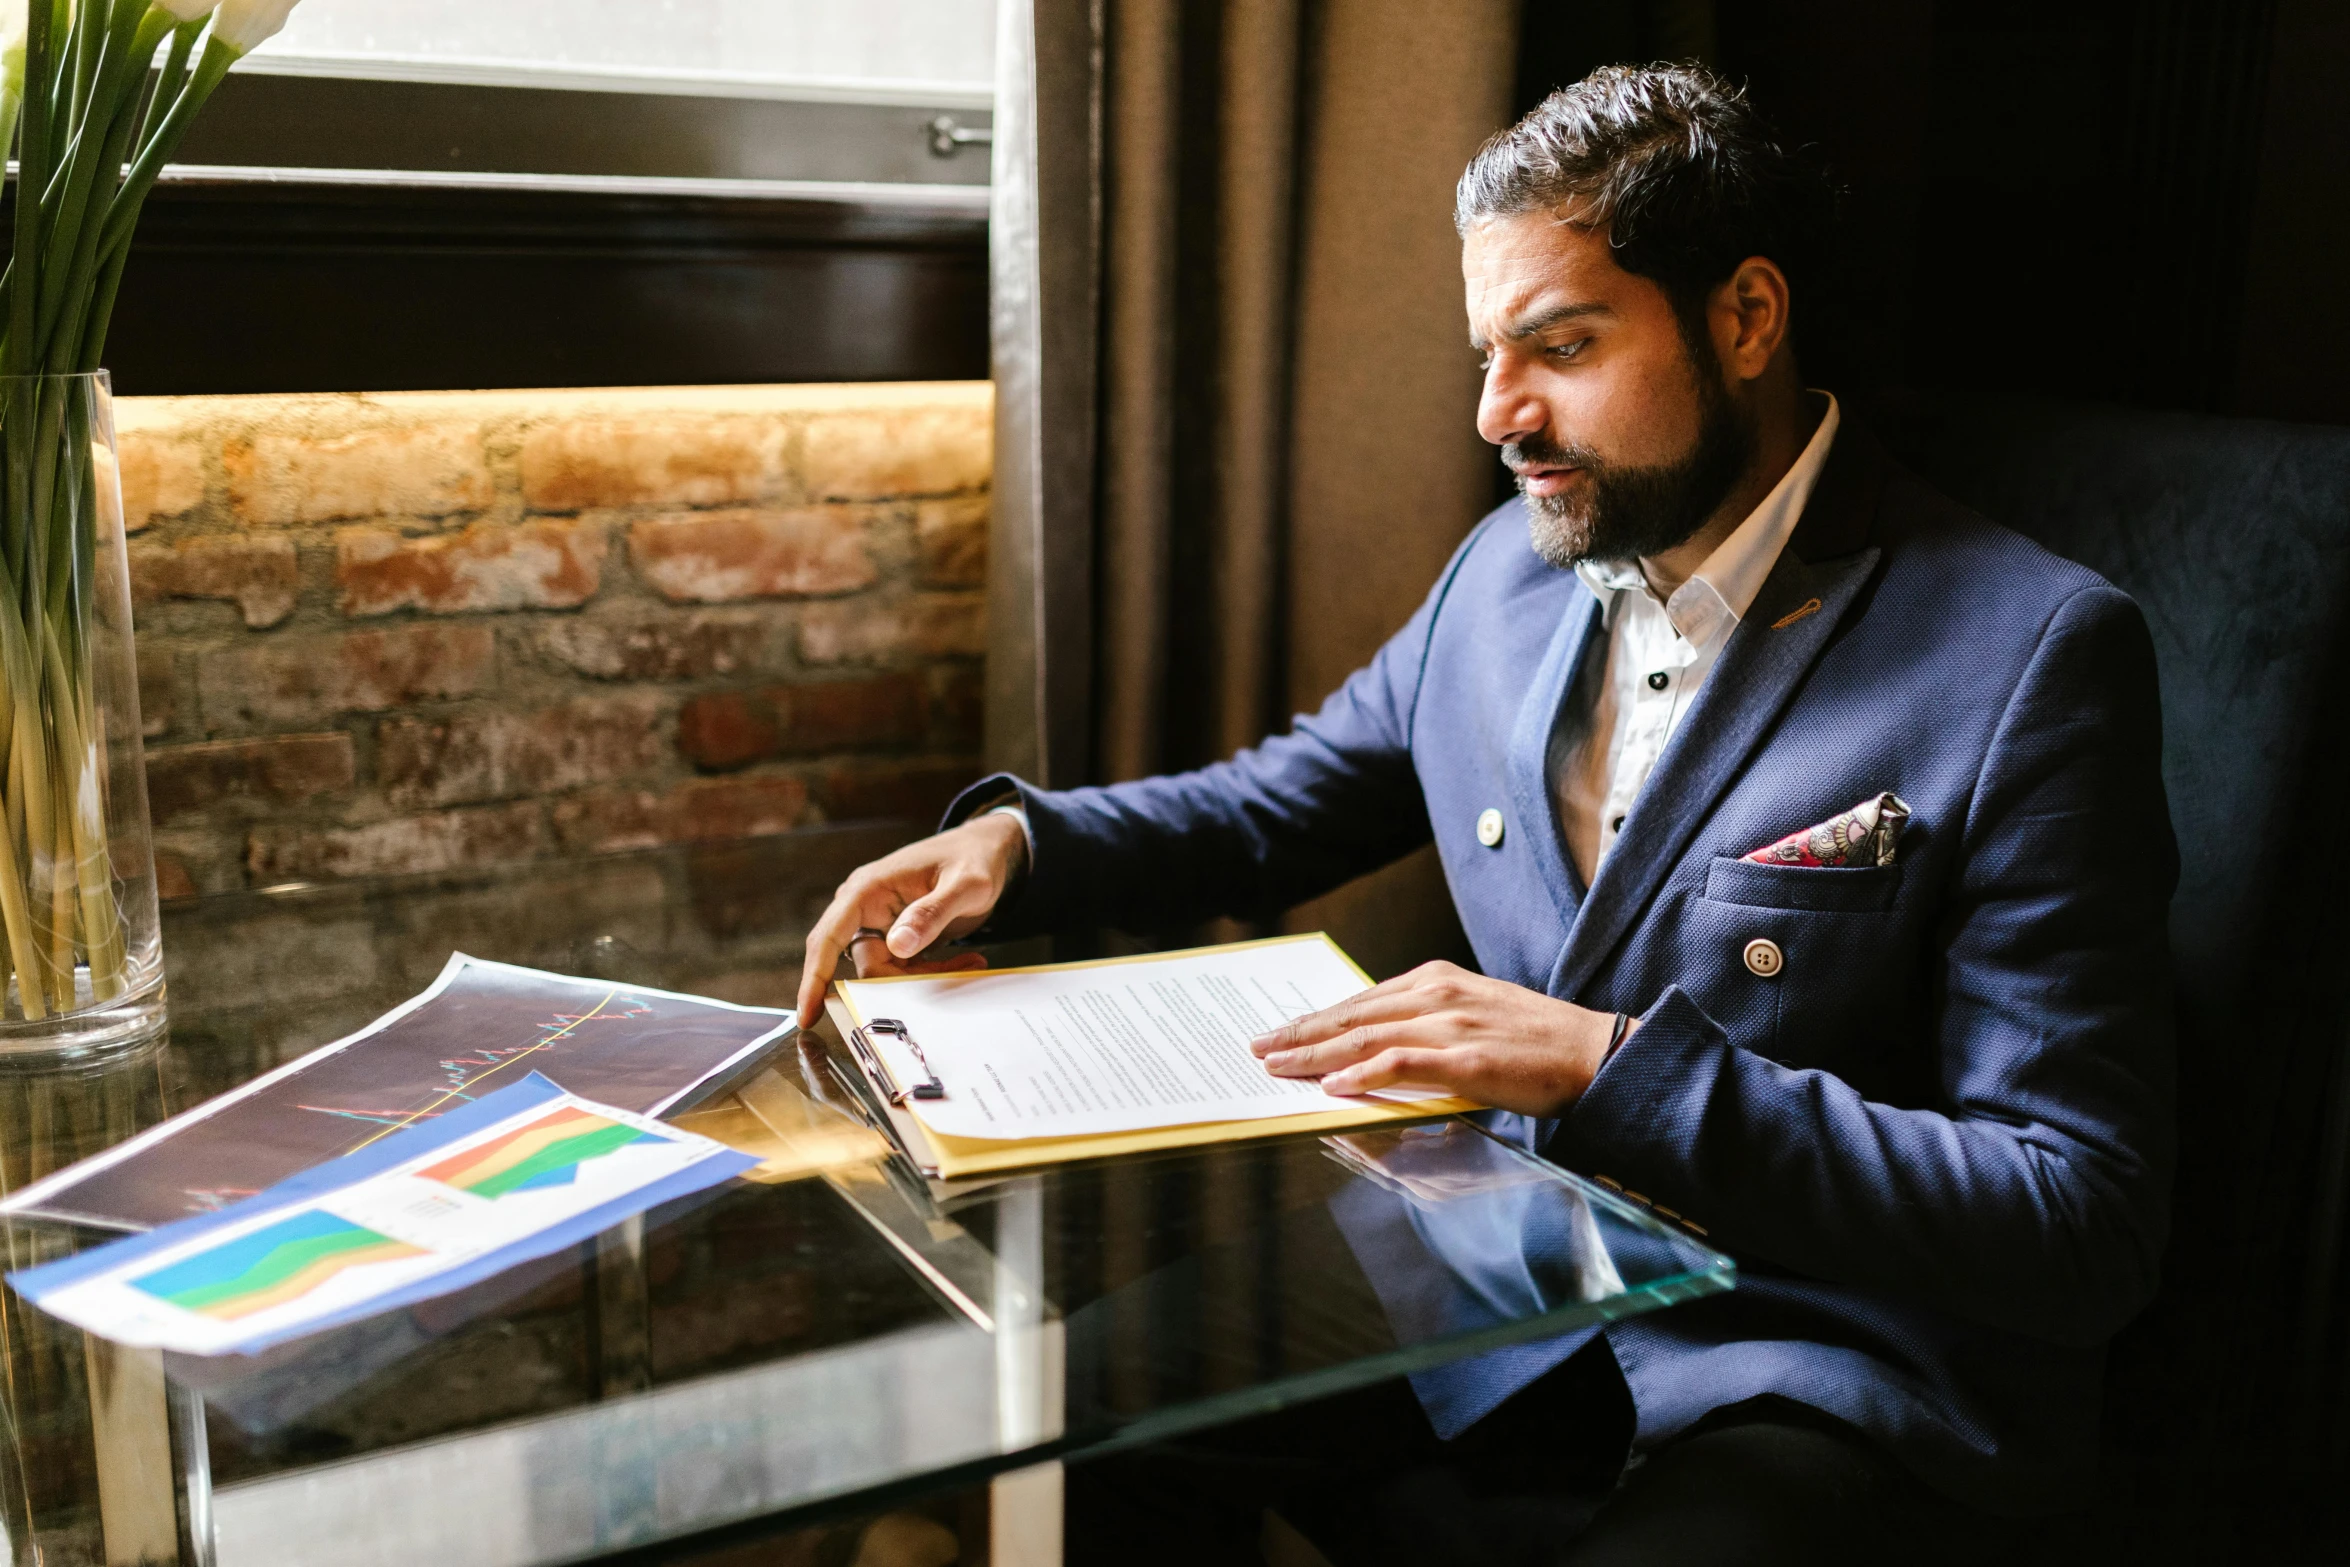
1065, 1341, 2019, 1567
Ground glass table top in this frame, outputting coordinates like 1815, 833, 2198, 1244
0, 830, 1733, 1567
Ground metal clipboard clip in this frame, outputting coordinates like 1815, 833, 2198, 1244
849, 1016, 946, 1104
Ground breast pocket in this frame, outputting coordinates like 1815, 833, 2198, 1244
1702, 857, 1901, 913
1692, 855, 1908, 1068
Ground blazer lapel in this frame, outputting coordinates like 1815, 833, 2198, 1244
1549, 424, 1895, 999
1508, 589, 1602, 925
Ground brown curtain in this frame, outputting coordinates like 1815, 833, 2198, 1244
1092, 0, 1521, 976
990, 0, 1522, 1439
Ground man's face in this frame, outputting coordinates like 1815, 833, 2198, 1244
1464, 210, 1755, 568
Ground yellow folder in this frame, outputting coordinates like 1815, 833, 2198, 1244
827, 933, 1481, 1179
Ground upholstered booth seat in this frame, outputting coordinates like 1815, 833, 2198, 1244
1905, 400, 2350, 1561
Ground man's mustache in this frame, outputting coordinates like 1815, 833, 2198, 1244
1502, 434, 1603, 476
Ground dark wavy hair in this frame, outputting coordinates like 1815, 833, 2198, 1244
1457, 64, 1836, 337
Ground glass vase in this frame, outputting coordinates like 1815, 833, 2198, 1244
0, 372, 163, 1056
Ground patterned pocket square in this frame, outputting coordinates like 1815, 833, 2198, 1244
1746, 792, 1912, 867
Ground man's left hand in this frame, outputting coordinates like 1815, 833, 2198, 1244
1248, 961, 1630, 1116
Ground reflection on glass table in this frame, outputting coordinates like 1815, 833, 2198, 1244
0, 833, 1733, 1566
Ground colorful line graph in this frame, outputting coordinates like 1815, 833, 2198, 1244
418, 1104, 666, 1199
337, 990, 640, 1154
280, 990, 665, 1148
131, 1210, 425, 1321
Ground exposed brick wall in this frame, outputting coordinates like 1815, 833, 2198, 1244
122, 384, 991, 896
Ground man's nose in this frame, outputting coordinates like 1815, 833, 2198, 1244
1476, 357, 1545, 449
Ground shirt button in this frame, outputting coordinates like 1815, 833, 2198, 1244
1647, 671, 1669, 691
1476, 808, 1505, 848
1743, 938, 1784, 978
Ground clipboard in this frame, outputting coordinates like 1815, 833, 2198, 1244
826, 934, 1480, 1180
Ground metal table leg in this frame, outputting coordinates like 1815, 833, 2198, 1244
989, 1179, 1062, 1567
83, 1337, 175, 1566
169, 1378, 213, 1567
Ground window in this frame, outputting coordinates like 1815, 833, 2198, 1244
257, 0, 995, 103
174, 0, 999, 192
114, 1, 995, 395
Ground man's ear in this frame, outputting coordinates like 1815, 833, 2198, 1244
1714, 256, 1792, 383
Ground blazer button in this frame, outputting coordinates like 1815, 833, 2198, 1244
1476, 808, 1505, 848
1743, 938, 1784, 977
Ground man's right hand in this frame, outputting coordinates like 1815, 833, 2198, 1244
795, 811, 1029, 1026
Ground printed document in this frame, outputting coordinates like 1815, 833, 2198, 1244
1, 954, 791, 1233
838, 934, 1442, 1143
9, 1073, 757, 1356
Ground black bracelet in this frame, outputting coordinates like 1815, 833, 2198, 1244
1604, 1011, 1632, 1061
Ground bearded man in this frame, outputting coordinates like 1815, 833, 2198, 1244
796, 64, 2175, 1566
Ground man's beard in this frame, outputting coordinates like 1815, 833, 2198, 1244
1508, 372, 1758, 571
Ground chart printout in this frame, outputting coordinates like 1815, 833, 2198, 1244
8, 1074, 760, 1357
839, 934, 1442, 1143
0, 955, 793, 1232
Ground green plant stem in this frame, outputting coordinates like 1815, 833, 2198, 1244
44, 753, 71, 1005
0, 581, 50, 1019
43, 632, 118, 997
116, 12, 181, 188
94, 33, 233, 272
0, 104, 104, 351
44, 47, 151, 375
6, 619, 58, 1007
42, 382, 88, 618
39, 0, 66, 133
0, 618, 31, 1017
49, 39, 158, 371
10, 4, 52, 382
152, 17, 201, 124
33, 0, 153, 366
57, 0, 89, 135
75, 16, 205, 371
0, 816, 48, 1020
6, 2, 53, 652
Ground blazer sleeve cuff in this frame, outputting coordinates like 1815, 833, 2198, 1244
938, 772, 1074, 939
1552, 986, 1726, 1173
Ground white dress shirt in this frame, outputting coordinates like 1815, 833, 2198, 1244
1552, 394, 1840, 885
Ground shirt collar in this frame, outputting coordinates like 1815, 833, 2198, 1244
1575, 391, 1842, 637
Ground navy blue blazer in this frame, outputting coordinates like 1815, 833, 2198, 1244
946, 426, 2178, 1514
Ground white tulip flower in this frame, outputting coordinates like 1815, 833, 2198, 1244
209, 0, 297, 54
153, 0, 219, 20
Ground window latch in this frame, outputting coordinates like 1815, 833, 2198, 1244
926, 114, 994, 158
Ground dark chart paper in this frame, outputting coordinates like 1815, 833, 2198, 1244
6, 956, 790, 1232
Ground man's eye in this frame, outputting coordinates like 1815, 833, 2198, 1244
1547, 338, 1591, 362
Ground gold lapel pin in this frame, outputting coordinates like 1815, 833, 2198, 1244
1771, 597, 1823, 630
